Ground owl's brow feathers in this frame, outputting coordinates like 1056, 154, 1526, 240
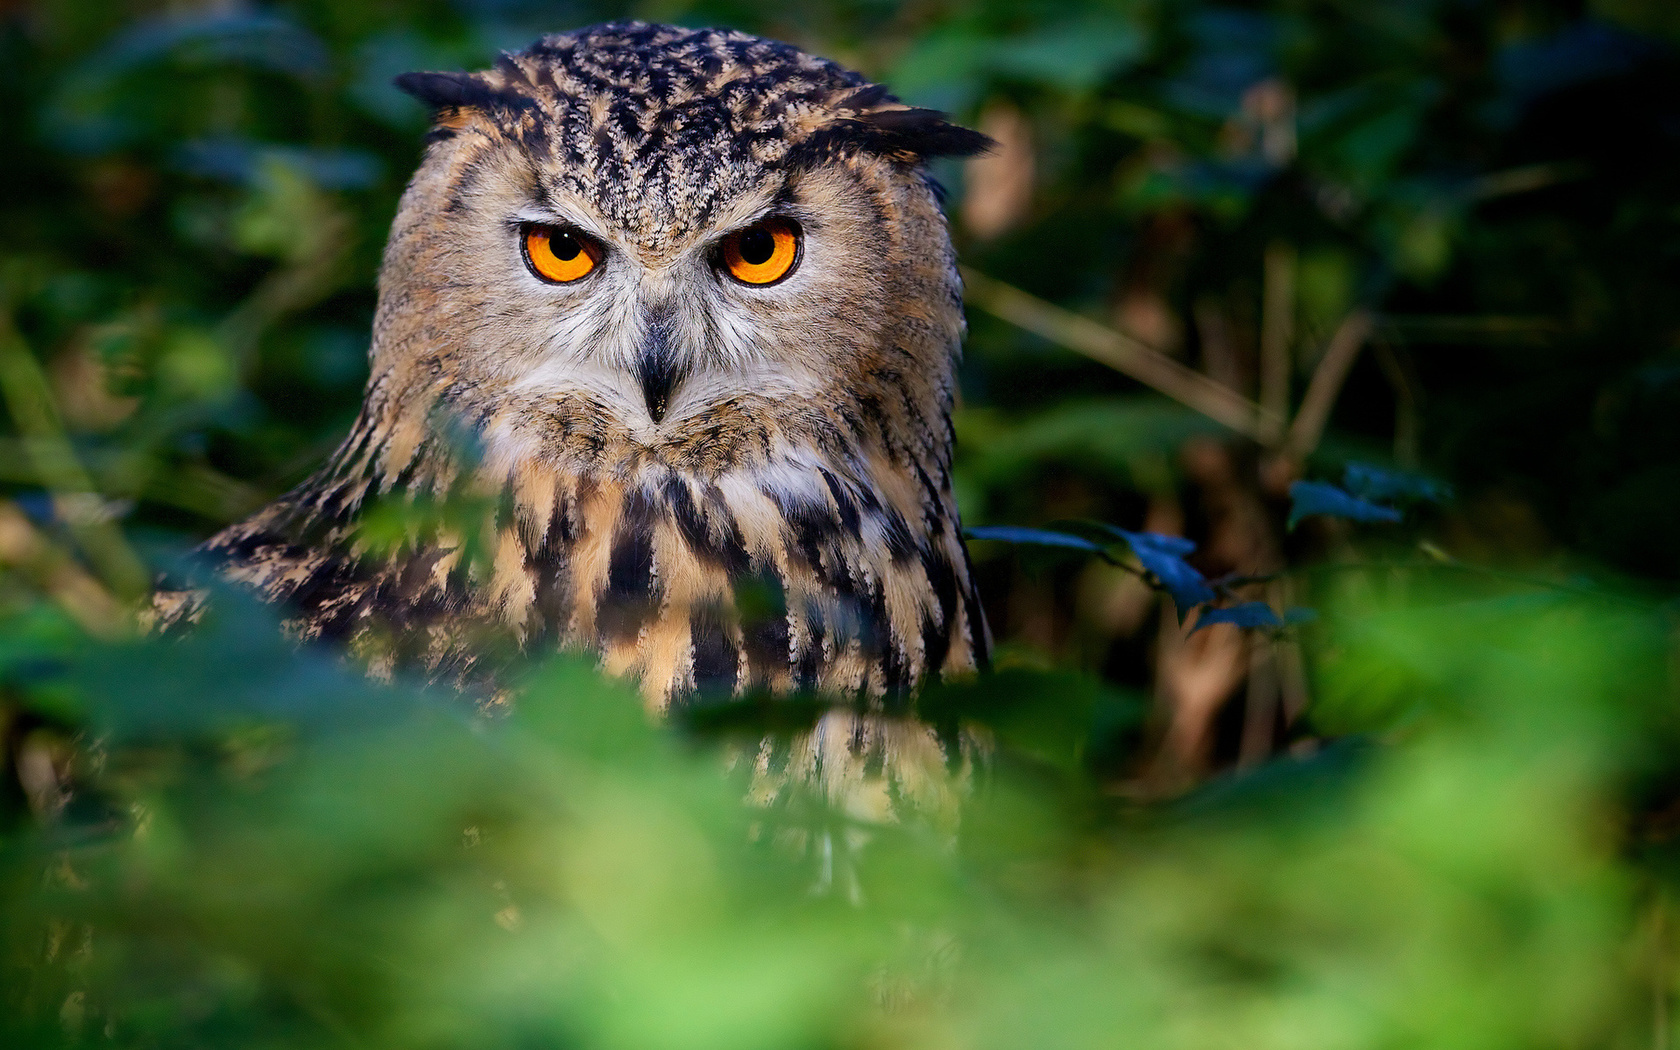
394, 39, 990, 165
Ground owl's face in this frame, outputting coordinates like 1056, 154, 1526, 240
374, 23, 988, 477
432, 147, 911, 430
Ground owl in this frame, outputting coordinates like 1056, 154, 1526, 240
170, 22, 992, 721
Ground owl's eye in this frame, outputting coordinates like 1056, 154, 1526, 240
720, 218, 801, 286
523, 224, 601, 283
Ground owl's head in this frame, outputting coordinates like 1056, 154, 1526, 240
373, 22, 989, 479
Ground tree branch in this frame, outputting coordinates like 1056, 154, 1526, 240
1283, 309, 1373, 461
960, 267, 1284, 443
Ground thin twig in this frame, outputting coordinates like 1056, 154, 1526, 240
216, 168, 355, 373
0, 309, 149, 598
1260, 242, 1296, 445
0, 500, 124, 635
1284, 308, 1373, 461
961, 267, 1283, 443
1239, 630, 1280, 768
1468, 160, 1590, 202
137, 462, 268, 523
1370, 339, 1421, 468
0, 439, 266, 523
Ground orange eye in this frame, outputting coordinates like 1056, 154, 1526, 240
721, 218, 801, 285
523, 225, 600, 283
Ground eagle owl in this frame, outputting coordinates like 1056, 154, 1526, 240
182, 22, 993, 714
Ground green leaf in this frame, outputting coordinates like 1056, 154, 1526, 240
1288, 480, 1404, 529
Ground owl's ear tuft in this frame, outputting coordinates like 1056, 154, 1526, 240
396, 71, 488, 109
394, 71, 538, 133
791, 106, 995, 167
857, 107, 995, 159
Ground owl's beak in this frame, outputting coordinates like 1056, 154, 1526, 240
635, 307, 685, 425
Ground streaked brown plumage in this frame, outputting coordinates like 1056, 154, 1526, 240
164, 23, 992, 725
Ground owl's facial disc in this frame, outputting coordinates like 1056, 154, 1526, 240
501, 188, 830, 427
437, 146, 928, 450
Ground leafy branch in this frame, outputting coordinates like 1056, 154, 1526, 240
968, 461, 1453, 632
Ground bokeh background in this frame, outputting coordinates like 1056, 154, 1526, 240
6, 0, 1680, 1046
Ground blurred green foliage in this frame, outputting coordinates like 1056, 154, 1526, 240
6, 0, 1680, 1045
6, 573, 1679, 1047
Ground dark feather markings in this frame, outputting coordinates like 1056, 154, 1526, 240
854, 394, 889, 444
872, 576, 914, 702
591, 124, 614, 162
818, 468, 862, 536
607, 490, 658, 597
878, 506, 917, 563
387, 443, 431, 494
495, 481, 518, 540
514, 115, 550, 154
794, 597, 824, 691
391, 546, 453, 617
689, 601, 739, 696
329, 416, 379, 484
290, 558, 371, 643
443, 150, 499, 214
920, 548, 959, 681
772, 490, 841, 576
526, 489, 576, 645
736, 569, 790, 685
913, 461, 945, 515
599, 489, 659, 641
667, 478, 750, 574
216, 528, 281, 566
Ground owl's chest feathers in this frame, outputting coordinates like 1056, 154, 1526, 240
214, 411, 985, 706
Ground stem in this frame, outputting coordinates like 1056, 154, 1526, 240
0, 307, 149, 599
1284, 309, 1373, 461
961, 267, 1283, 442
1260, 242, 1296, 446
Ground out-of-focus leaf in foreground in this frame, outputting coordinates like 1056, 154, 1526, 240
4, 579, 1667, 1049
